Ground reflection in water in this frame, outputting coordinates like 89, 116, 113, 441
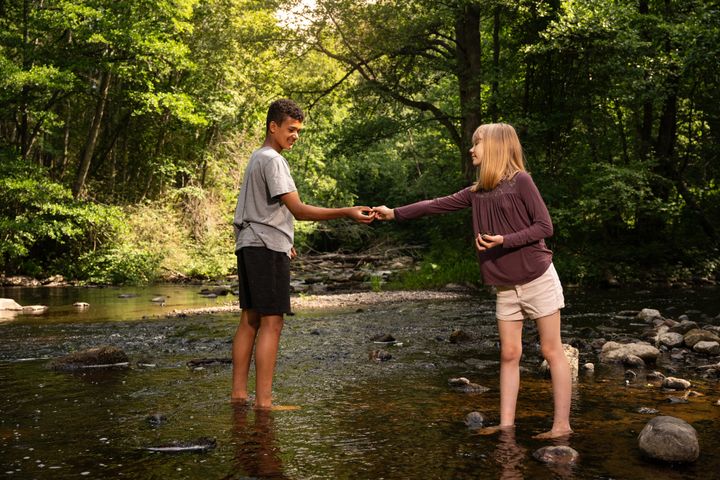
493, 427, 526, 480
224, 404, 288, 479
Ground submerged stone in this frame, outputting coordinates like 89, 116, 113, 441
369, 349, 392, 362
50, 346, 129, 370
448, 377, 489, 394
143, 437, 216, 453
532, 446, 579, 465
638, 416, 699, 462
464, 411, 485, 429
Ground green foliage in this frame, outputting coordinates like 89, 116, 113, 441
0, 156, 124, 277
388, 242, 481, 290
76, 247, 162, 285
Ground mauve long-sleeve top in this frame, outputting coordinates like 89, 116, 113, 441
394, 172, 554, 286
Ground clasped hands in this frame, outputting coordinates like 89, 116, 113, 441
356, 205, 503, 252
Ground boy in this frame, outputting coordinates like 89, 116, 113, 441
232, 99, 374, 409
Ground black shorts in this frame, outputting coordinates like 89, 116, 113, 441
236, 247, 292, 315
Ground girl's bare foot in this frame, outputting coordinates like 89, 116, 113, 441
532, 429, 573, 439
476, 425, 514, 436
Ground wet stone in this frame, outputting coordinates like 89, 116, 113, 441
662, 377, 691, 390
637, 309, 662, 323
693, 340, 720, 355
464, 411, 485, 429
143, 437, 217, 453
684, 329, 720, 348
371, 333, 396, 343
623, 354, 645, 368
668, 320, 699, 335
637, 407, 659, 414
659, 332, 685, 348
638, 416, 699, 463
50, 346, 129, 370
186, 358, 232, 369
646, 371, 665, 382
449, 330, 472, 343
532, 446, 580, 465
369, 350, 392, 362
146, 413, 167, 427
448, 377, 489, 394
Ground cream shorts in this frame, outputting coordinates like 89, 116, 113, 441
495, 263, 565, 321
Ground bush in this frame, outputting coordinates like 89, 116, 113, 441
0, 157, 125, 277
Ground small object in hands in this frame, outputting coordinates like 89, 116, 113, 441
481, 233, 494, 241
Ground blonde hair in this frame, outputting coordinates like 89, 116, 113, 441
470, 123, 526, 192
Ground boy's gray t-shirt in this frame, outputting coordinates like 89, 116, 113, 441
233, 146, 297, 255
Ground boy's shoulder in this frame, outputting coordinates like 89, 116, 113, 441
252, 146, 284, 162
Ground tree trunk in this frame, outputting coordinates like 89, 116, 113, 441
489, 5, 501, 123
454, 3, 482, 183
73, 70, 111, 198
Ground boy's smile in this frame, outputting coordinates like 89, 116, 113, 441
268, 118, 303, 152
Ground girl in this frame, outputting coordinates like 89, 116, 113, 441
373, 123, 572, 439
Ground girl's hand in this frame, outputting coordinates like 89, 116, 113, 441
475, 233, 504, 251
372, 205, 394, 221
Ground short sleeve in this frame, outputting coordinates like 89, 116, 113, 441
264, 155, 297, 199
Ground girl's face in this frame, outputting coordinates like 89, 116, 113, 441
470, 134, 483, 166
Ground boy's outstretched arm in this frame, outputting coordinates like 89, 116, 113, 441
281, 191, 374, 223
372, 205, 395, 221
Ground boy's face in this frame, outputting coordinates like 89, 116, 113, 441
269, 117, 303, 151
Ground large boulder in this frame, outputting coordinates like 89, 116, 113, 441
0, 298, 22, 311
638, 416, 699, 462
599, 341, 660, 364
683, 329, 720, 348
50, 346, 129, 370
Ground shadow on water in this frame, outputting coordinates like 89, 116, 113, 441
0, 285, 719, 478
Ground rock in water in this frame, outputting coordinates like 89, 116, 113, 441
599, 341, 660, 364
50, 346, 129, 370
532, 446, 580, 465
464, 411, 485, 429
73, 302, 90, 309
371, 333, 396, 343
662, 377, 691, 390
143, 437, 216, 453
638, 416, 699, 462
0, 298, 22, 311
539, 344, 579, 380
448, 377, 489, 394
369, 350, 392, 362
449, 330, 472, 343
186, 358, 232, 369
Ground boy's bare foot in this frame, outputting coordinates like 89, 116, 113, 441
476, 425, 514, 436
532, 429, 573, 439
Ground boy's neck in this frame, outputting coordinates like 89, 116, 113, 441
262, 137, 283, 153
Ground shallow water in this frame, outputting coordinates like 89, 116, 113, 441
1, 285, 719, 479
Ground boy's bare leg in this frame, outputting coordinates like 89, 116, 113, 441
232, 309, 261, 402
498, 320, 524, 428
533, 310, 573, 439
254, 314, 284, 409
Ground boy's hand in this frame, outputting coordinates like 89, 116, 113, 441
290, 246, 297, 259
349, 206, 375, 223
475, 233, 503, 252
372, 205, 394, 221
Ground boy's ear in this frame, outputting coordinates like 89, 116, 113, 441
268, 120, 278, 133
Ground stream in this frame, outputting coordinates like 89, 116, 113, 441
1, 284, 719, 479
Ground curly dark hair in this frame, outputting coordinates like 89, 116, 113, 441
266, 99, 304, 131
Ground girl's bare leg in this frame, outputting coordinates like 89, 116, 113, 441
254, 314, 284, 409
498, 320, 524, 427
232, 309, 261, 401
533, 310, 573, 439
